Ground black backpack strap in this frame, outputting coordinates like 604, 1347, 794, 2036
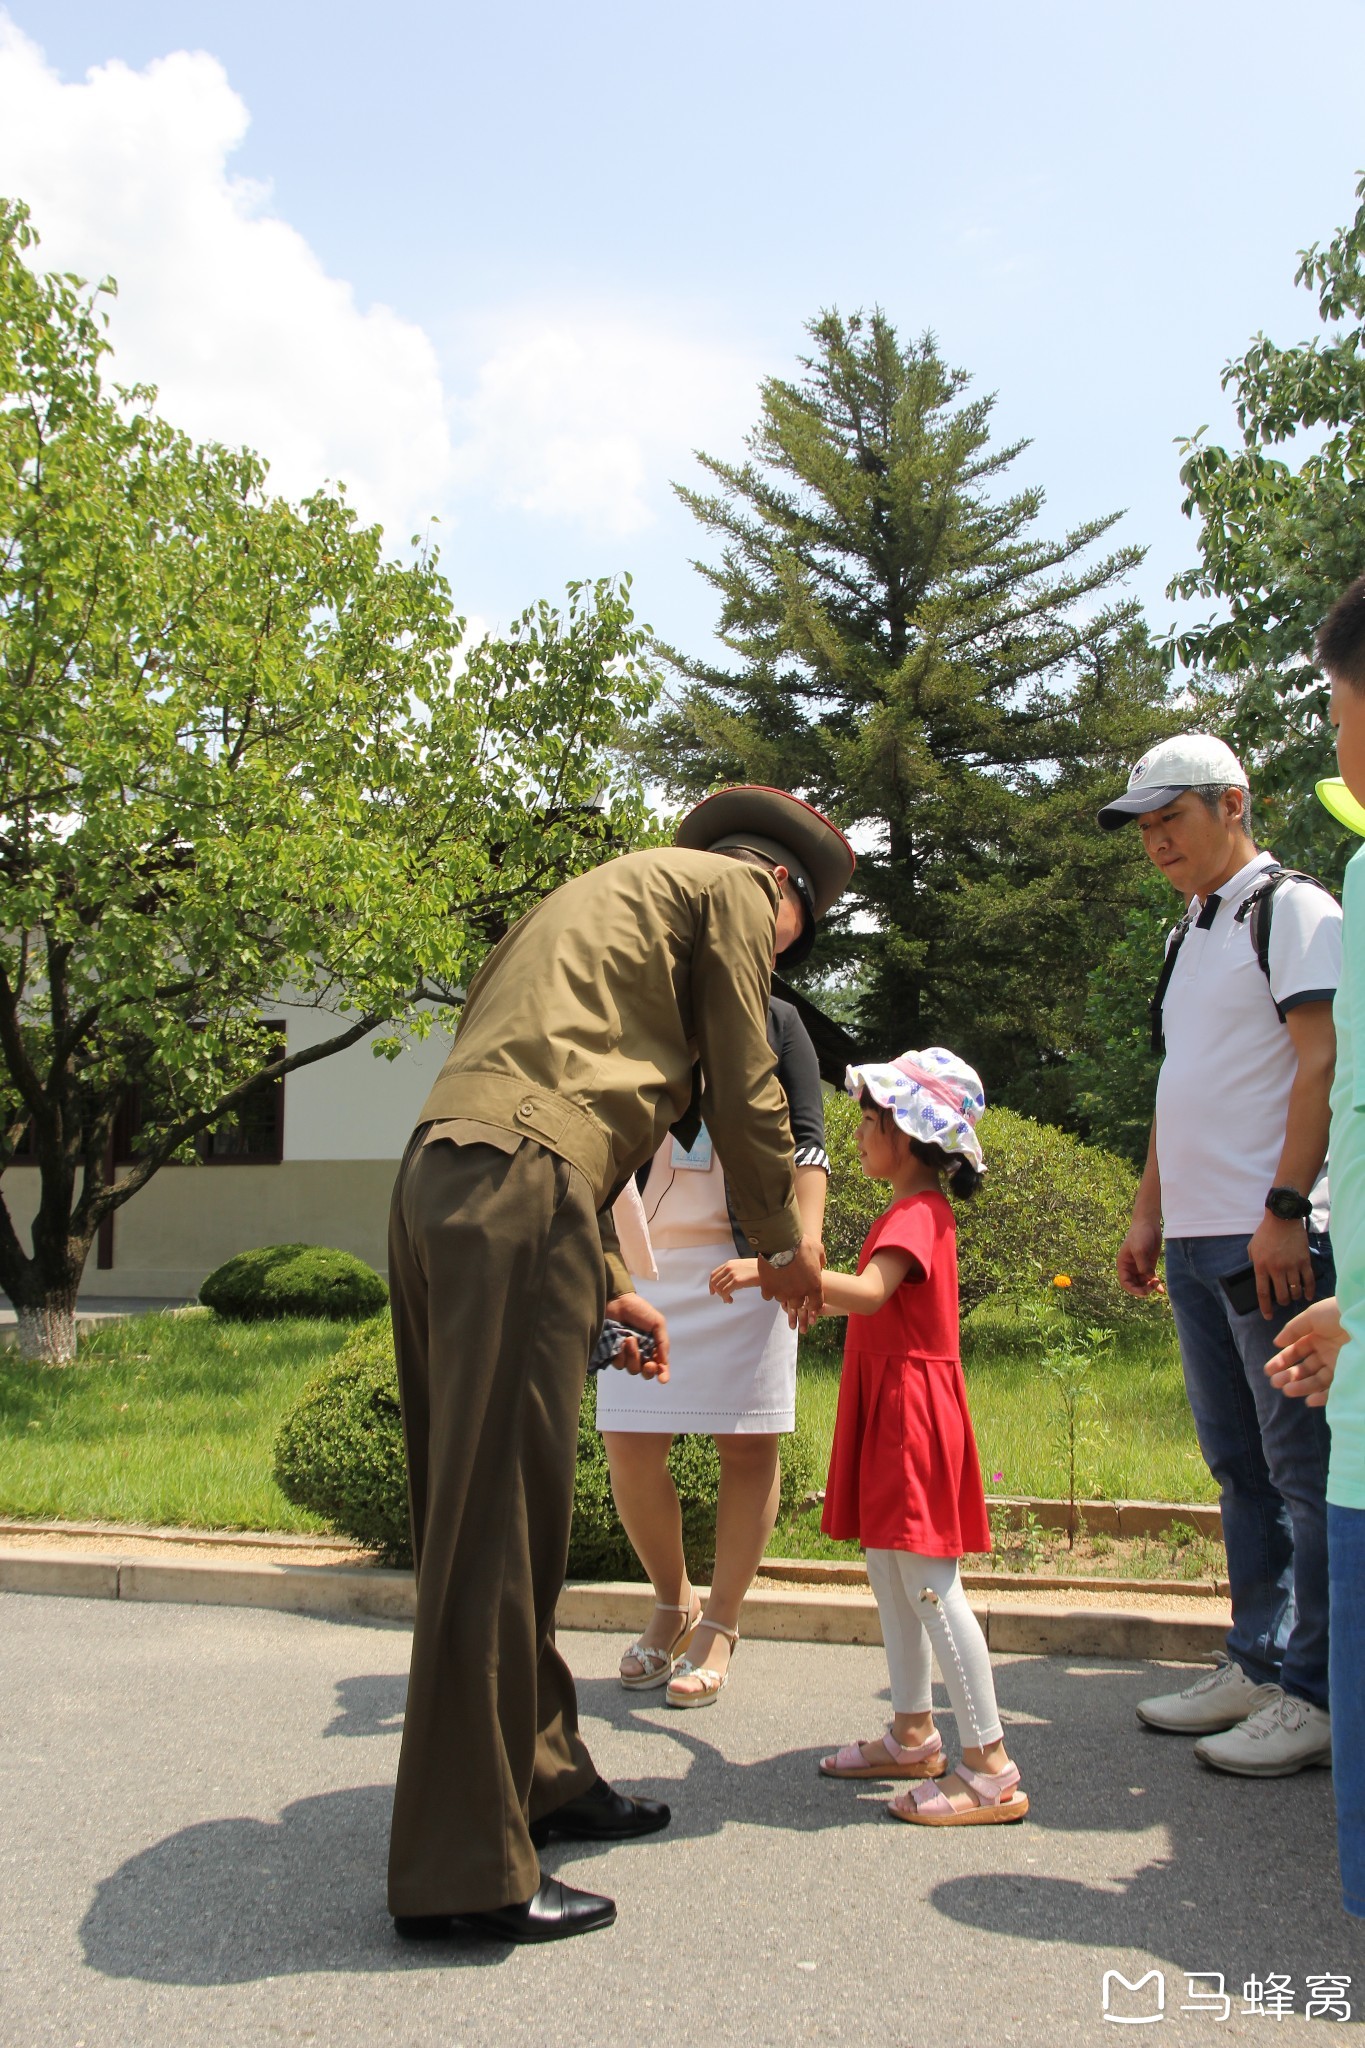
1233, 867, 1336, 1009
1150, 910, 1195, 1055
1151, 865, 1335, 1055
1232, 864, 1286, 980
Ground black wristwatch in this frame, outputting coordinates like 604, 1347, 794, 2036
1265, 1185, 1313, 1222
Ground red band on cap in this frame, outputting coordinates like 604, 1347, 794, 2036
891, 1058, 969, 1112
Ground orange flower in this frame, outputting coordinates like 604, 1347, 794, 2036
1051, 1274, 1072, 1289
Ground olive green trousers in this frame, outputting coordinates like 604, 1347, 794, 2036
386, 1128, 602, 1916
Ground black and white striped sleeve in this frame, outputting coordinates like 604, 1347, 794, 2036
772, 999, 830, 1175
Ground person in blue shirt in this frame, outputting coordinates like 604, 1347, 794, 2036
1265, 572, 1365, 1920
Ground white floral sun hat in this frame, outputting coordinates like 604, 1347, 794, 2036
845, 1047, 987, 1174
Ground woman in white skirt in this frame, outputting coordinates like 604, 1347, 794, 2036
597, 994, 829, 1705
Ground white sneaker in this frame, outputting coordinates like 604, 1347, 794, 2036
1136, 1656, 1280, 1734
1194, 1693, 1332, 1777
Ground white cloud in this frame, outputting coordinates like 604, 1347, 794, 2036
0, 17, 763, 550
448, 312, 764, 537
0, 16, 449, 541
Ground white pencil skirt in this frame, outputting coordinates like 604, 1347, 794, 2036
594, 1239, 798, 1436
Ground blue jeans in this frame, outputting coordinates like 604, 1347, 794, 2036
1330, 1505, 1365, 1917
1165, 1233, 1334, 1709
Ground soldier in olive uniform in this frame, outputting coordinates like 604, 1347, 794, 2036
387, 786, 855, 1944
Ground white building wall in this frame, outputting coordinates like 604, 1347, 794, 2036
272, 1005, 457, 1162
3, 1000, 464, 1302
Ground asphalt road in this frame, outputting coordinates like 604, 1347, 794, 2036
1, 1591, 1362, 2047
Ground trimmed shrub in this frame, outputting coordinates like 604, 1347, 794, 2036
273, 1315, 821, 1578
823, 1093, 1154, 1329
201, 1243, 387, 1322
274, 1317, 409, 1557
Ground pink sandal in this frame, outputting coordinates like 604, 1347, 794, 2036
888, 1760, 1029, 1825
819, 1725, 948, 1780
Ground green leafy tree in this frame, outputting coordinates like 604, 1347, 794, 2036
0, 200, 658, 1361
1172, 174, 1365, 884
641, 309, 1173, 1123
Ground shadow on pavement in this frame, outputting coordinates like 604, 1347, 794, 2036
573, 1673, 893, 1838
80, 1651, 1365, 2004
324, 1674, 407, 1740
79, 1785, 515, 1983
919, 1656, 1365, 2019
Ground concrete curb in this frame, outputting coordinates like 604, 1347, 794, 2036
119, 1557, 418, 1623
987, 1496, 1223, 1540
763, 1558, 1228, 1600
800, 1493, 1224, 1542
0, 1553, 120, 1600
0, 1523, 1228, 1600
0, 1551, 415, 1621
0, 1516, 357, 1552
0, 1549, 1228, 1660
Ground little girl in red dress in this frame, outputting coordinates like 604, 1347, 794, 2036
817, 1049, 1028, 1826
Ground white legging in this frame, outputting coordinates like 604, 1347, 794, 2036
865, 1549, 1003, 1747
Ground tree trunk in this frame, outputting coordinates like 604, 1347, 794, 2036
15, 1298, 78, 1364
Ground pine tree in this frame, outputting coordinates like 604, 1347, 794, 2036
644, 310, 1174, 1124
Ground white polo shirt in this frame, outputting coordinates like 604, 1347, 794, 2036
1155, 851, 1342, 1238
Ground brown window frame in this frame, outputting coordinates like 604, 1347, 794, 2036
113, 1023, 287, 1168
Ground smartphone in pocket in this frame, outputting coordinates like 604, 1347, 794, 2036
1218, 1263, 1260, 1316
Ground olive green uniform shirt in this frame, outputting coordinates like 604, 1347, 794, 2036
416, 846, 803, 1299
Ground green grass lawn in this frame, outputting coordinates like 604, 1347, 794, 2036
773, 1300, 1212, 1561
797, 1301, 1210, 1502
0, 1310, 347, 1531
0, 1298, 1210, 1545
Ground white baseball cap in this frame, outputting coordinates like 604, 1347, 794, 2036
1096, 734, 1249, 830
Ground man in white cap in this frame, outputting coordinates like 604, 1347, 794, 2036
1101, 736, 1341, 1775
385, 786, 854, 1944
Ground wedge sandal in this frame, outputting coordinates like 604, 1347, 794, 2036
666, 1619, 738, 1709
619, 1594, 701, 1691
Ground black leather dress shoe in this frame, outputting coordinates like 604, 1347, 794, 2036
459, 1874, 616, 1944
393, 1875, 616, 1946
529, 1774, 671, 1848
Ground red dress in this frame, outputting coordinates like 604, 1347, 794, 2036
821, 1191, 990, 1557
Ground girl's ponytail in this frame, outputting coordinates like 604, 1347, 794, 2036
908, 1138, 983, 1200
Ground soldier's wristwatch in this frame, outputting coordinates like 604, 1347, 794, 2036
1265, 1185, 1313, 1222
764, 1245, 799, 1269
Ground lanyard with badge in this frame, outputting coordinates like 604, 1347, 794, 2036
670, 1123, 714, 1171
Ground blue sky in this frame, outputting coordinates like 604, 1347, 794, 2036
4, 1, 1365, 664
